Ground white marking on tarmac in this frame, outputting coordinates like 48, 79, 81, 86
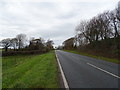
87, 63, 120, 79
55, 50, 69, 89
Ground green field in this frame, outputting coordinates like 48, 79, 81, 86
64, 50, 120, 64
2, 51, 59, 88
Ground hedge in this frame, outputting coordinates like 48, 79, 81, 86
2, 50, 47, 56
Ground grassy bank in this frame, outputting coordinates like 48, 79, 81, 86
2, 51, 59, 88
64, 50, 120, 64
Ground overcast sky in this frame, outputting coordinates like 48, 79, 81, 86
0, 0, 119, 47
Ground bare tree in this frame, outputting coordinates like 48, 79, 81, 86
46, 39, 54, 50
75, 11, 113, 46
16, 34, 26, 50
0, 38, 11, 51
11, 38, 18, 51
85, 17, 99, 42
96, 11, 112, 40
109, 10, 119, 38
75, 20, 90, 44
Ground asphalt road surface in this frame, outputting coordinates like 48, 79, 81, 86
55, 50, 120, 88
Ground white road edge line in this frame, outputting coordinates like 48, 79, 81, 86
55, 50, 69, 89
87, 63, 120, 79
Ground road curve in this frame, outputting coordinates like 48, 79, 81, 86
55, 50, 119, 88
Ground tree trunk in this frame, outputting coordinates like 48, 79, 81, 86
14, 47, 16, 51
5, 47, 8, 51
113, 21, 119, 38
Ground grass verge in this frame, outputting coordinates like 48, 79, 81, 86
2, 51, 59, 88
64, 50, 120, 64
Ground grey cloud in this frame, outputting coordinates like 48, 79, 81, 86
30, 23, 75, 38
0, 0, 119, 46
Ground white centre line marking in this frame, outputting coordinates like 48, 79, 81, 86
87, 63, 120, 79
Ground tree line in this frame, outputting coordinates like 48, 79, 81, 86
75, 5, 119, 46
0, 34, 54, 52
62, 2, 120, 59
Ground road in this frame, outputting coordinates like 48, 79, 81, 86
55, 50, 120, 88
